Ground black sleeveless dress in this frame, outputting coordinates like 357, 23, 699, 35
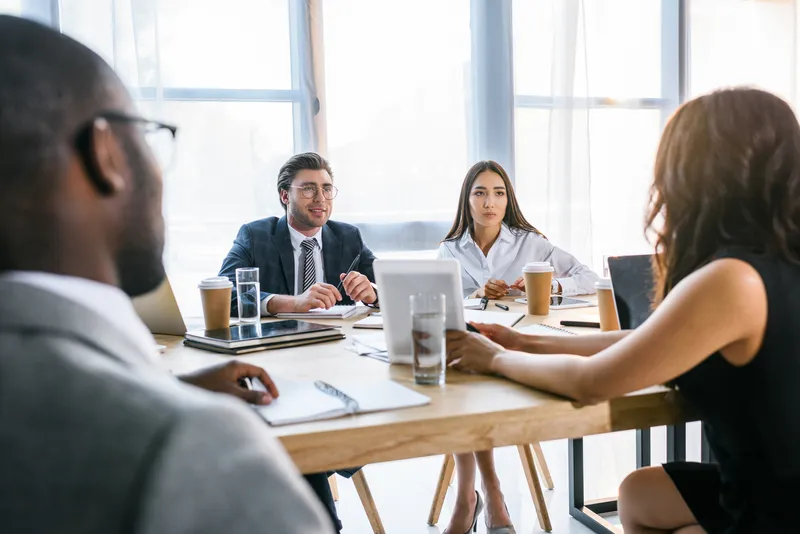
663, 248, 800, 533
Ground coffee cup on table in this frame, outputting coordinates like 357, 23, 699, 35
595, 278, 621, 331
198, 276, 233, 331
522, 262, 554, 315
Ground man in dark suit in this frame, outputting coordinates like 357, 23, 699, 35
219, 152, 373, 531
220, 152, 378, 315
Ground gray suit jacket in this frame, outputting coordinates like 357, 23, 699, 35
0, 280, 333, 534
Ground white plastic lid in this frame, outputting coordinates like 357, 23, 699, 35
198, 276, 233, 290
522, 262, 554, 273
595, 278, 613, 290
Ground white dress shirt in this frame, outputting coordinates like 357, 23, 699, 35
261, 225, 325, 314
437, 224, 600, 298
0, 271, 158, 362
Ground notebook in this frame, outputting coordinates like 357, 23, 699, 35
276, 305, 359, 319
463, 309, 525, 329
184, 320, 339, 349
352, 314, 383, 329
256, 377, 430, 426
351, 310, 523, 331
184, 333, 346, 355
518, 324, 577, 336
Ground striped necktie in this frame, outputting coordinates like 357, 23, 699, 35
300, 238, 318, 293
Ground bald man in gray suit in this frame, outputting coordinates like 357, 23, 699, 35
0, 15, 332, 534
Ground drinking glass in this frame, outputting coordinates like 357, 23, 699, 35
235, 267, 261, 323
410, 293, 446, 386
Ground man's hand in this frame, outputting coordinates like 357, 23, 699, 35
339, 271, 377, 304
294, 283, 342, 311
482, 278, 510, 299
179, 361, 279, 405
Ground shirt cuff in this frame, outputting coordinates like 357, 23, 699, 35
555, 277, 578, 297
261, 294, 277, 316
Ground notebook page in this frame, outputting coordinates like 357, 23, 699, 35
335, 381, 430, 414
256, 377, 346, 426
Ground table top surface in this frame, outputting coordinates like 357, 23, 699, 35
157, 297, 687, 473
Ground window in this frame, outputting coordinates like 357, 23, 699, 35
56, 0, 306, 315
322, 0, 472, 227
0, 0, 21, 15
689, 0, 796, 102
513, 0, 673, 270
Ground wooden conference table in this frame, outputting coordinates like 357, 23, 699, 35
157, 298, 693, 534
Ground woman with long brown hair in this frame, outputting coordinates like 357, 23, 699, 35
438, 160, 599, 534
446, 87, 800, 533
438, 160, 599, 300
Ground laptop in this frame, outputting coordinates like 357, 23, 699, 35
374, 259, 466, 364
132, 277, 187, 336
607, 254, 655, 329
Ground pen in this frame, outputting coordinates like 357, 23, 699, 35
336, 253, 362, 292
560, 320, 601, 329
495, 303, 509, 311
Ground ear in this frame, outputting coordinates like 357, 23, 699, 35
280, 188, 290, 207
81, 118, 127, 196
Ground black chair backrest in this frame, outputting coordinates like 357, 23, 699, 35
608, 254, 655, 330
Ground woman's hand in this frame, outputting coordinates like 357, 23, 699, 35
446, 330, 506, 375
481, 278, 510, 299
470, 322, 525, 351
511, 276, 525, 291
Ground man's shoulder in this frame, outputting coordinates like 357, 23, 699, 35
325, 219, 362, 238
242, 216, 283, 233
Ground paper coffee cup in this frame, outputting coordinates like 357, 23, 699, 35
595, 278, 620, 331
523, 262, 554, 315
198, 276, 233, 331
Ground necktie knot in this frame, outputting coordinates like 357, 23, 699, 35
301, 238, 317, 252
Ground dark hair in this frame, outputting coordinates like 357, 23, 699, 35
276, 152, 333, 210
444, 160, 544, 241
646, 87, 800, 303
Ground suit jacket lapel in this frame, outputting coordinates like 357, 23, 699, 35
273, 216, 295, 293
322, 223, 342, 286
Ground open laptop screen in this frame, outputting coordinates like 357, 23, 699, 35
607, 254, 655, 330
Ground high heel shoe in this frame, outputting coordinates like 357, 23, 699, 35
443, 490, 483, 534
485, 498, 516, 534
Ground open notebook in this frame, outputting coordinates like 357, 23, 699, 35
256, 377, 430, 426
276, 305, 359, 319
518, 324, 577, 336
353, 309, 524, 330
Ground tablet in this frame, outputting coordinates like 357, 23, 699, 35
374, 259, 465, 364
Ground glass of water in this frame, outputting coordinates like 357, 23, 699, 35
410, 293, 446, 386
235, 267, 261, 323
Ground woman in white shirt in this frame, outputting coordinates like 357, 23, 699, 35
437, 160, 599, 534
438, 160, 599, 300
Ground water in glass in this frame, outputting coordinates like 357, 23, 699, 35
411, 311, 446, 385
237, 281, 261, 323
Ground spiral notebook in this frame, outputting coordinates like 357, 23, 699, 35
518, 324, 577, 336
256, 377, 430, 426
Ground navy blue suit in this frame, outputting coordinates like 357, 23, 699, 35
219, 216, 377, 314
218, 215, 371, 532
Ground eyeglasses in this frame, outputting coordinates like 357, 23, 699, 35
289, 184, 339, 200
76, 111, 179, 172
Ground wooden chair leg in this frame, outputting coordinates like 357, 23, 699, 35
328, 474, 339, 502
531, 442, 554, 490
352, 470, 385, 534
428, 454, 456, 525
518, 444, 552, 532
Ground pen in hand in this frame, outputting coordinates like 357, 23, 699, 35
336, 253, 362, 292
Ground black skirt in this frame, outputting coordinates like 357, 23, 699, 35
663, 461, 733, 533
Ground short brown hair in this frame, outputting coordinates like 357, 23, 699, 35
276, 152, 333, 211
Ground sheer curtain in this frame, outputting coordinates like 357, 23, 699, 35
58, 0, 308, 316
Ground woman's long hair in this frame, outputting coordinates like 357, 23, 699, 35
444, 160, 544, 242
647, 88, 800, 303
